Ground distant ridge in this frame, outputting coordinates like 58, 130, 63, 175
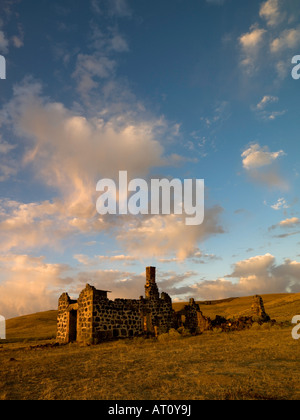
198, 297, 238, 305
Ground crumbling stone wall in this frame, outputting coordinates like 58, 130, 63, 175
196, 308, 212, 333
76, 284, 97, 343
57, 272, 274, 344
88, 295, 175, 343
210, 295, 272, 331
251, 295, 270, 322
56, 293, 78, 344
173, 295, 272, 334
57, 267, 175, 344
175, 298, 212, 333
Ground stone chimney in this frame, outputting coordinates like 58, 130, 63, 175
145, 267, 159, 300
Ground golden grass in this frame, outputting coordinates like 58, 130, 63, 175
4, 310, 58, 343
0, 328, 299, 400
0, 293, 300, 400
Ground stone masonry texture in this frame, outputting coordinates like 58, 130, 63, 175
57, 267, 175, 344
56, 268, 272, 344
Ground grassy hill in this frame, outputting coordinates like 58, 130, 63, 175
4, 293, 300, 343
1, 293, 300, 400
5, 310, 58, 343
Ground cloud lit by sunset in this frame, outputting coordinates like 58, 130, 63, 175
0, 0, 300, 319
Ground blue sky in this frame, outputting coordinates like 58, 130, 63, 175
0, 0, 300, 318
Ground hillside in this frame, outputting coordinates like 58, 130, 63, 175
4, 293, 300, 343
1, 293, 300, 400
5, 310, 58, 343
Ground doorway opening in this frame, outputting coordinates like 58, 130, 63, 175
69, 310, 77, 342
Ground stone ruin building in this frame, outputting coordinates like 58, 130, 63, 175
175, 298, 212, 334
57, 267, 175, 344
56, 267, 272, 344
199, 294, 273, 332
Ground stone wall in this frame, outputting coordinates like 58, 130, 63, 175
56, 269, 273, 344
251, 295, 270, 322
175, 298, 212, 333
91, 295, 143, 342
56, 267, 175, 344
79, 289, 175, 344
143, 295, 175, 334
56, 293, 78, 344
173, 295, 272, 334
76, 284, 95, 343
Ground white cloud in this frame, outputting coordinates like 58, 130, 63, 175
0, 256, 198, 317
74, 254, 137, 265
11, 22, 24, 48
158, 248, 220, 265
253, 96, 286, 121
0, 198, 82, 252
229, 253, 275, 277
70, 22, 130, 103
6, 79, 167, 192
11, 35, 23, 48
73, 53, 116, 97
189, 254, 300, 300
240, 27, 267, 50
201, 101, 231, 127
0, 79, 219, 260
98, 254, 137, 262
74, 254, 96, 266
270, 197, 289, 210
242, 143, 285, 170
256, 95, 279, 110
117, 207, 224, 261
259, 0, 283, 27
279, 217, 300, 227
237, 0, 300, 79
0, 79, 173, 253
239, 27, 267, 73
0, 254, 72, 318
74, 269, 146, 300
270, 27, 300, 53
266, 110, 287, 120
242, 144, 287, 190
268, 215, 300, 236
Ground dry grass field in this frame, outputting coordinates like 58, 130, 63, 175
1, 293, 300, 400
